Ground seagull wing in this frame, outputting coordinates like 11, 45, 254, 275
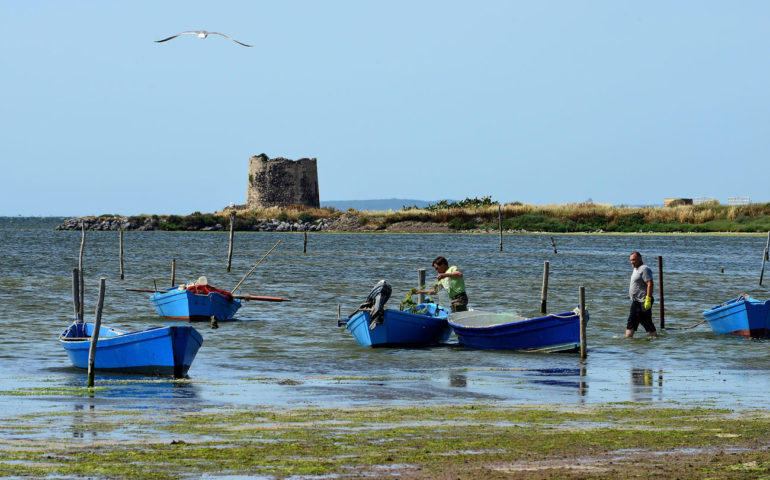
208, 31, 252, 47
154, 31, 202, 43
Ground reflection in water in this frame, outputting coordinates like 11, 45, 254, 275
71, 403, 97, 439
449, 370, 467, 388
64, 376, 199, 400
524, 368, 588, 401
630, 368, 664, 402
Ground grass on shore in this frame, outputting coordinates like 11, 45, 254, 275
1, 402, 770, 479
383, 201, 770, 232
85, 201, 770, 233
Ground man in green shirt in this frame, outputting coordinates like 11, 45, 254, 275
418, 256, 469, 312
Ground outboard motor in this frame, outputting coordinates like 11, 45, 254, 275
340, 280, 392, 330
366, 280, 392, 328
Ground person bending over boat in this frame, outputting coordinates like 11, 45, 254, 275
417, 256, 469, 312
626, 251, 657, 338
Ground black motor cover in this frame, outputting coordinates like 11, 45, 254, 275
365, 280, 391, 326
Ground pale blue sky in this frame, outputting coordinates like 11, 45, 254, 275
2, 1, 768, 216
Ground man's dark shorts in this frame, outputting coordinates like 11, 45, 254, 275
627, 300, 656, 332
450, 292, 468, 313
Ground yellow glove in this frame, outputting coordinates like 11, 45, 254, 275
644, 296, 652, 311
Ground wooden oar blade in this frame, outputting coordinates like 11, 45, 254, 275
236, 295, 290, 302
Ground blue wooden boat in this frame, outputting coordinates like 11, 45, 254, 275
151, 286, 241, 322
60, 322, 203, 377
339, 303, 452, 347
702, 295, 770, 338
448, 310, 582, 352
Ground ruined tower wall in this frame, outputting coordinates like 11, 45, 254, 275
246, 154, 320, 208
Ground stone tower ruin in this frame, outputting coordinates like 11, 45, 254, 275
246, 154, 320, 208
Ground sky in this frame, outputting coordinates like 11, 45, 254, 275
2, 1, 769, 216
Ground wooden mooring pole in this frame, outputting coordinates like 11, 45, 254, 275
540, 261, 549, 314
72, 268, 81, 322
78, 223, 85, 321
226, 212, 235, 272
498, 205, 503, 252
760, 231, 770, 286
658, 255, 665, 329
417, 268, 426, 304
171, 259, 176, 287
579, 286, 587, 360
303, 231, 308, 253
87, 278, 106, 388
119, 229, 124, 280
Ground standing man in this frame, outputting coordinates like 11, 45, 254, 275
626, 251, 657, 338
417, 256, 469, 312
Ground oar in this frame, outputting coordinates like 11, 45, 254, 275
231, 240, 281, 294
126, 288, 164, 293
234, 294, 290, 302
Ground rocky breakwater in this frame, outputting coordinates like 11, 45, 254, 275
56, 216, 335, 232
56, 216, 152, 231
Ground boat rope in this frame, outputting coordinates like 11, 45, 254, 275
346, 304, 374, 319
548, 307, 584, 319
664, 319, 707, 330
710, 293, 750, 309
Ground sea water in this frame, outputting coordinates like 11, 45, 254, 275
1, 217, 769, 416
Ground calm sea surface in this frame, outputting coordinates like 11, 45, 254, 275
1, 217, 769, 416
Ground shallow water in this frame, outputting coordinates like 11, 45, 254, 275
1, 217, 769, 417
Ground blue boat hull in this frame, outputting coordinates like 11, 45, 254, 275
60, 323, 203, 377
151, 288, 241, 321
345, 303, 451, 347
702, 296, 770, 338
449, 311, 581, 352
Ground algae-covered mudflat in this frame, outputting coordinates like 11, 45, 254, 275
1, 399, 769, 479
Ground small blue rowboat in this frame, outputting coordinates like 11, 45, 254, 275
448, 310, 583, 352
339, 303, 452, 347
702, 295, 770, 338
151, 287, 241, 322
60, 322, 203, 377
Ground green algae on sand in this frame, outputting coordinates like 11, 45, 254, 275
1, 403, 769, 479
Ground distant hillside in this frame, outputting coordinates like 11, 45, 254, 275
321, 198, 435, 211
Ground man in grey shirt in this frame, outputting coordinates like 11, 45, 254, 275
626, 251, 657, 338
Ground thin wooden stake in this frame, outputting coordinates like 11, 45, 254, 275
72, 268, 81, 323
498, 205, 503, 252
337, 304, 341, 323
303, 231, 308, 253
171, 259, 176, 287
760, 231, 770, 286
658, 255, 665, 329
579, 286, 587, 360
78, 222, 85, 321
226, 212, 235, 272
550, 236, 558, 254
540, 261, 549, 314
232, 240, 281, 294
119, 229, 124, 280
87, 277, 106, 388
417, 268, 426, 304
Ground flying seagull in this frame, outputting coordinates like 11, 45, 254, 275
155, 30, 252, 47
